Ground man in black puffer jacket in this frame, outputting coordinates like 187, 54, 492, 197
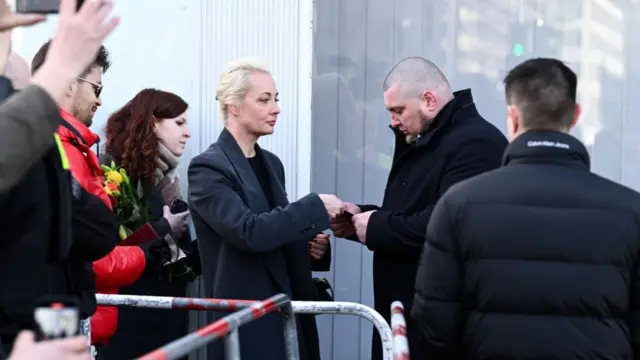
411, 57, 640, 360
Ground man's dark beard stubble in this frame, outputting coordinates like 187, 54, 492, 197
405, 112, 432, 144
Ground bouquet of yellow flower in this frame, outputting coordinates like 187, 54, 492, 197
102, 161, 152, 241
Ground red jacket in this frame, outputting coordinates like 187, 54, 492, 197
56, 109, 147, 345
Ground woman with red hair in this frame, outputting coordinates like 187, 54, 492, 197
98, 89, 201, 359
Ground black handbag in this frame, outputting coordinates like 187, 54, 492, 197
312, 278, 335, 301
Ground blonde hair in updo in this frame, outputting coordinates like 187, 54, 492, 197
216, 58, 271, 123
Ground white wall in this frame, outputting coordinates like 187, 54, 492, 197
12, 0, 313, 201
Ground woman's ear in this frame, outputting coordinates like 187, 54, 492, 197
229, 103, 240, 117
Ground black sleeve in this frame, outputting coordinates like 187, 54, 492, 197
410, 196, 463, 359
358, 204, 381, 212
275, 156, 331, 272
366, 138, 505, 253
183, 238, 202, 276
150, 217, 171, 238
187, 154, 331, 253
68, 177, 118, 261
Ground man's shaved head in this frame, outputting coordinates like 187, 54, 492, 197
382, 57, 454, 143
383, 56, 450, 96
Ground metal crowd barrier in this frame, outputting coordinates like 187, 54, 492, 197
79, 318, 93, 356
96, 293, 393, 360
136, 294, 298, 360
390, 301, 409, 360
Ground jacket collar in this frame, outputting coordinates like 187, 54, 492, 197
218, 128, 255, 176
502, 130, 590, 170
217, 128, 287, 205
58, 108, 100, 147
412, 88, 478, 148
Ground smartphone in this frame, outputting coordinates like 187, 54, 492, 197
16, 0, 85, 14
170, 198, 189, 214
34, 301, 80, 340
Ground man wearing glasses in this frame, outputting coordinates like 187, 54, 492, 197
30, 42, 151, 353
32, 41, 105, 129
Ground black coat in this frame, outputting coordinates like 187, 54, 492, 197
412, 130, 640, 360
188, 129, 330, 360
360, 89, 508, 360
0, 147, 73, 346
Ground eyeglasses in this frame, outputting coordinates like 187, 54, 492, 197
77, 77, 103, 98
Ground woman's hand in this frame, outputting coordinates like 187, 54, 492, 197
162, 205, 190, 238
309, 233, 330, 260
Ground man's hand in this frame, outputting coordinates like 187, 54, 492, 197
0, 0, 47, 75
45, 0, 120, 77
309, 233, 330, 260
0, 1, 45, 32
330, 202, 361, 238
31, 0, 120, 102
352, 210, 375, 244
8, 330, 92, 360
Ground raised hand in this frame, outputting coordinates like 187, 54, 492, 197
45, 0, 120, 78
0, 1, 46, 32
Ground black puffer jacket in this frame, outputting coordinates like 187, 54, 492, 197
412, 130, 640, 360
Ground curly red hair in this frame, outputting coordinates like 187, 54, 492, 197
104, 89, 188, 191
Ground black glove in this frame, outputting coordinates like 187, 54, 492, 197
183, 240, 202, 276
139, 238, 171, 271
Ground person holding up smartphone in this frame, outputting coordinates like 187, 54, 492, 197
0, 0, 120, 357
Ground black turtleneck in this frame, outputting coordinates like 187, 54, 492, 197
247, 152, 275, 209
